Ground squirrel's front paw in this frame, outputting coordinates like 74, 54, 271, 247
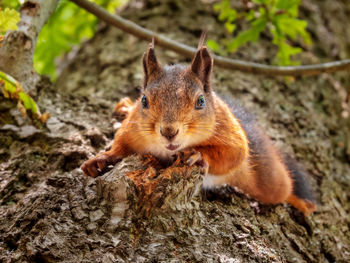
81, 154, 115, 177
186, 151, 209, 175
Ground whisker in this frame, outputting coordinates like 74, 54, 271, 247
186, 129, 231, 146
187, 126, 230, 145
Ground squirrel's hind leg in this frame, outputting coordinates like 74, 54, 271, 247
287, 194, 317, 216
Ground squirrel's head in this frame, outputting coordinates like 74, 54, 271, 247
135, 43, 216, 157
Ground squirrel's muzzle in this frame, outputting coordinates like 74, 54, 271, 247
160, 126, 179, 141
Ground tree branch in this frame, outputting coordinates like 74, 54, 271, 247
0, 0, 60, 94
70, 0, 350, 77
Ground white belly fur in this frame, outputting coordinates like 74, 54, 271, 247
202, 173, 232, 189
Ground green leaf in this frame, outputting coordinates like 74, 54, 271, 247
258, 6, 267, 16
252, 0, 268, 4
0, 7, 20, 34
275, 0, 300, 10
0, 0, 21, 10
214, 0, 229, 13
18, 91, 38, 114
214, 0, 237, 23
224, 22, 236, 33
0, 71, 38, 114
274, 16, 312, 45
227, 17, 267, 52
207, 39, 220, 52
276, 41, 302, 66
0, 71, 50, 124
3, 81, 16, 93
0, 71, 16, 93
245, 10, 256, 21
275, 0, 300, 16
219, 8, 237, 23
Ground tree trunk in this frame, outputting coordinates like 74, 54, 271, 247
0, 0, 59, 94
0, 0, 349, 262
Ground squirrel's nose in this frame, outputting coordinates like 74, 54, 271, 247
160, 126, 179, 141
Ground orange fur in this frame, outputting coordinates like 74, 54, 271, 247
287, 194, 317, 216
113, 97, 134, 121
195, 95, 249, 175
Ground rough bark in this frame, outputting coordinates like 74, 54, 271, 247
0, 0, 349, 262
0, 0, 59, 94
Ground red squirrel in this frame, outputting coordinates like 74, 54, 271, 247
81, 42, 317, 216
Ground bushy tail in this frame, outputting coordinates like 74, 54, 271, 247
283, 155, 315, 202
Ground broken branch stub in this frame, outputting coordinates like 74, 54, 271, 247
95, 155, 203, 221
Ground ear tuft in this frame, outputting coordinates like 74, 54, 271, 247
190, 49, 202, 76
189, 46, 213, 93
143, 43, 161, 88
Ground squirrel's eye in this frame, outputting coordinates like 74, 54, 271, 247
141, 95, 149, 109
195, 95, 205, 110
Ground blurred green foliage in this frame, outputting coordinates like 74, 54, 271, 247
0, 0, 21, 10
208, 0, 311, 66
34, 0, 127, 80
0, 0, 126, 80
0, 8, 20, 35
0, 0, 20, 35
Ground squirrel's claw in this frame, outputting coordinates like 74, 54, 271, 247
186, 151, 209, 175
82, 162, 98, 178
81, 153, 115, 177
186, 151, 201, 166
197, 159, 209, 175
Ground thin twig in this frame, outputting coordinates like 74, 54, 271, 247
70, 0, 350, 76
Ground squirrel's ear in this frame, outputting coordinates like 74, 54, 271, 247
189, 46, 213, 93
142, 43, 161, 88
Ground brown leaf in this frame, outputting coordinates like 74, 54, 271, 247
38, 112, 50, 123
17, 101, 27, 117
